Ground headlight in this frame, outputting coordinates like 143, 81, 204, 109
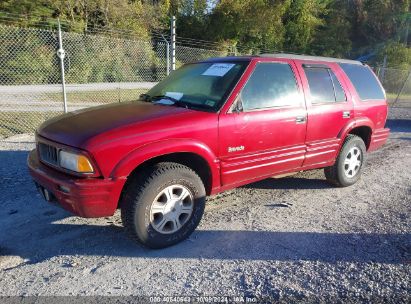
59, 150, 94, 173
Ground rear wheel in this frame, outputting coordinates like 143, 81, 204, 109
324, 135, 366, 187
121, 162, 206, 249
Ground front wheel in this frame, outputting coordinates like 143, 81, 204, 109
121, 162, 206, 249
324, 135, 366, 187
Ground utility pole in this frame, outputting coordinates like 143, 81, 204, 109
171, 16, 176, 71
57, 19, 68, 113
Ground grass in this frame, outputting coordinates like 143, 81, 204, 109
386, 93, 411, 107
40, 89, 147, 104
0, 88, 147, 138
387, 92, 411, 100
387, 93, 400, 100
0, 111, 61, 138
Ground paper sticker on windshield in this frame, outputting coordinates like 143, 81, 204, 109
154, 99, 174, 105
165, 91, 183, 100
202, 63, 235, 77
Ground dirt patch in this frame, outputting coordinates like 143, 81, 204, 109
0, 114, 410, 301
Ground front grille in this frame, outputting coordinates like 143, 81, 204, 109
38, 143, 58, 166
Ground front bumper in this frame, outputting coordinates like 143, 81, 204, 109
27, 149, 126, 218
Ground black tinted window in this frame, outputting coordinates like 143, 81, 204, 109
339, 63, 385, 100
304, 67, 336, 103
241, 62, 301, 110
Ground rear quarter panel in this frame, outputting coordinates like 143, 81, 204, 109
341, 65, 388, 129
338, 65, 389, 151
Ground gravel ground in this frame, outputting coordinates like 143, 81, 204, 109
0, 107, 410, 302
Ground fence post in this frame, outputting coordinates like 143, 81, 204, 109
166, 42, 170, 75
379, 55, 387, 84
171, 16, 176, 71
160, 34, 170, 76
57, 19, 68, 113
376, 66, 380, 78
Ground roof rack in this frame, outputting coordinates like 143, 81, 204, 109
260, 53, 361, 65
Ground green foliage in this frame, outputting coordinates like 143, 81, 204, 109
0, 26, 59, 84
0, 111, 56, 138
176, 0, 208, 39
0, 23, 165, 85
377, 42, 411, 69
310, 0, 352, 58
63, 33, 159, 83
0, 0, 55, 17
0, 0, 410, 66
171, 0, 409, 59
283, 0, 330, 53
348, 0, 410, 49
206, 0, 289, 52
374, 42, 411, 93
0, 0, 167, 37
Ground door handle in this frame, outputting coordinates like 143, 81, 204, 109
295, 116, 306, 124
342, 111, 351, 118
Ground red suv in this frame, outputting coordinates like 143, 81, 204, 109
28, 54, 390, 248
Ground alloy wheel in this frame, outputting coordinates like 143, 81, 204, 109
149, 184, 194, 234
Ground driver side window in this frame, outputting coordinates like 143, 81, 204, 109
240, 62, 302, 111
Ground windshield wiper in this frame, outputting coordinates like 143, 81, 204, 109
151, 95, 189, 109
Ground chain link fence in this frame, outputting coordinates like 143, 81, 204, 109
61, 31, 166, 110
0, 24, 61, 139
0, 23, 230, 140
375, 67, 411, 108
176, 44, 227, 67
0, 23, 410, 140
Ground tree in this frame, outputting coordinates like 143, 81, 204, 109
311, 0, 352, 57
206, 0, 289, 52
174, 0, 208, 39
283, 0, 330, 53
348, 0, 410, 54
0, 0, 409, 59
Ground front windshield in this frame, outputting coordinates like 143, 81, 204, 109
145, 61, 248, 111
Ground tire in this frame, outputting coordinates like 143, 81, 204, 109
324, 135, 366, 187
121, 162, 206, 249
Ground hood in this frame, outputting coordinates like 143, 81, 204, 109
37, 102, 190, 147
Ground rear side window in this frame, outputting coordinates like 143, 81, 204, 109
241, 62, 301, 110
339, 63, 385, 100
304, 66, 346, 103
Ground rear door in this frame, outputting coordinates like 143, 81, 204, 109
295, 62, 354, 167
218, 59, 307, 187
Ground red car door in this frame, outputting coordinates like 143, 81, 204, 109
218, 58, 308, 188
295, 61, 354, 168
